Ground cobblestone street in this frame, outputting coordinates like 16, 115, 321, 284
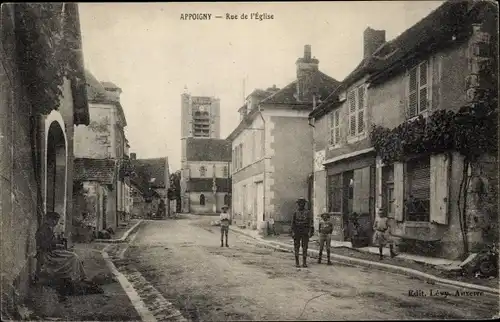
113, 217, 499, 321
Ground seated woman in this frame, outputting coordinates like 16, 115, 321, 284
36, 211, 90, 293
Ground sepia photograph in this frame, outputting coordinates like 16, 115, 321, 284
0, 1, 499, 321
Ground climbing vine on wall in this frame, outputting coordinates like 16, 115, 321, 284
369, 102, 498, 165
14, 3, 82, 114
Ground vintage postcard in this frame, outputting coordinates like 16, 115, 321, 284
1, 1, 499, 321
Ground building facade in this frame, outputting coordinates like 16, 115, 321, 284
229, 45, 340, 234
73, 71, 131, 232
0, 3, 89, 315
310, 0, 498, 260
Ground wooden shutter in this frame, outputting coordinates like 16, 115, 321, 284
393, 162, 404, 221
430, 154, 450, 224
348, 91, 356, 136
408, 68, 418, 118
353, 167, 371, 214
334, 111, 340, 145
357, 86, 365, 134
419, 61, 428, 112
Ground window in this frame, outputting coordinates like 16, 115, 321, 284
327, 174, 342, 213
199, 166, 206, 177
329, 109, 341, 146
239, 143, 243, 169
347, 85, 366, 138
382, 166, 395, 217
222, 166, 228, 178
407, 61, 429, 118
405, 157, 430, 222
200, 194, 205, 206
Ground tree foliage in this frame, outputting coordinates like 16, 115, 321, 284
14, 3, 82, 114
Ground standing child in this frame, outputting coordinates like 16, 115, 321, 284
318, 212, 333, 265
220, 205, 230, 247
373, 207, 398, 260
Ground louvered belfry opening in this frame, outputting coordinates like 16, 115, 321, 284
405, 156, 431, 222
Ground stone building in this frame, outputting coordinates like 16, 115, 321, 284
309, 0, 498, 260
129, 153, 170, 218
73, 70, 132, 232
0, 3, 89, 316
179, 93, 231, 214
228, 45, 340, 234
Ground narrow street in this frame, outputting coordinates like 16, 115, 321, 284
114, 216, 498, 321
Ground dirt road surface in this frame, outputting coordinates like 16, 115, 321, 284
120, 215, 499, 321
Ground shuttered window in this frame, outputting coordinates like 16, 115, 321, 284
328, 174, 342, 213
347, 84, 366, 138
329, 109, 341, 146
405, 157, 430, 222
407, 61, 429, 118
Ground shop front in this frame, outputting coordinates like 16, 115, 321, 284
324, 150, 376, 243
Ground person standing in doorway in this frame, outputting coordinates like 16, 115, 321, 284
220, 205, 230, 247
373, 207, 398, 260
291, 197, 314, 268
268, 216, 277, 236
318, 212, 333, 265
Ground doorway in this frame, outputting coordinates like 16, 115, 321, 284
342, 171, 354, 241
45, 121, 67, 235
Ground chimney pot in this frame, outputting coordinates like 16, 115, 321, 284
363, 27, 386, 59
304, 45, 312, 60
130, 153, 136, 160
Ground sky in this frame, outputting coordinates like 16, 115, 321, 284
79, 1, 444, 172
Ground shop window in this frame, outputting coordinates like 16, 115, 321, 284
328, 173, 342, 213
405, 157, 430, 222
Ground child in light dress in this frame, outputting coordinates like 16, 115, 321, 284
373, 207, 398, 260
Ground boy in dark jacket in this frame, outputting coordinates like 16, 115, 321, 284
318, 212, 333, 265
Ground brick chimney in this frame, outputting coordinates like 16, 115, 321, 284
130, 153, 136, 160
296, 45, 319, 101
363, 27, 386, 59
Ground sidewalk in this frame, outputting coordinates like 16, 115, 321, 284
229, 225, 499, 293
94, 219, 143, 243
29, 243, 141, 321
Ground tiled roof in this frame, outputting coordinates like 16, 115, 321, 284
101, 81, 121, 91
74, 158, 117, 184
368, 0, 475, 84
85, 69, 128, 127
187, 178, 231, 193
260, 71, 340, 106
185, 138, 232, 162
131, 158, 168, 189
310, 0, 488, 120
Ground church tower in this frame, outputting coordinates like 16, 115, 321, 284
180, 93, 221, 139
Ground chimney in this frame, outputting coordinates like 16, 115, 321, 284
130, 153, 136, 160
363, 27, 386, 59
296, 45, 320, 101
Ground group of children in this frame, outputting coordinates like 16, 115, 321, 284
315, 206, 398, 265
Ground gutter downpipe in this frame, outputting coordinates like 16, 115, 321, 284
257, 107, 267, 229
309, 95, 317, 224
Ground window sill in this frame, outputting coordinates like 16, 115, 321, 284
347, 134, 367, 144
406, 110, 429, 122
403, 221, 431, 228
327, 144, 342, 151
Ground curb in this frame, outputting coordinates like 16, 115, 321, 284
230, 227, 499, 296
102, 245, 157, 322
95, 220, 144, 244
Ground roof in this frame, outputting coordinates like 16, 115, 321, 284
84, 70, 128, 127
260, 71, 339, 106
131, 158, 169, 189
74, 158, 117, 184
185, 138, 232, 162
368, 0, 477, 84
101, 81, 121, 91
310, 0, 491, 120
